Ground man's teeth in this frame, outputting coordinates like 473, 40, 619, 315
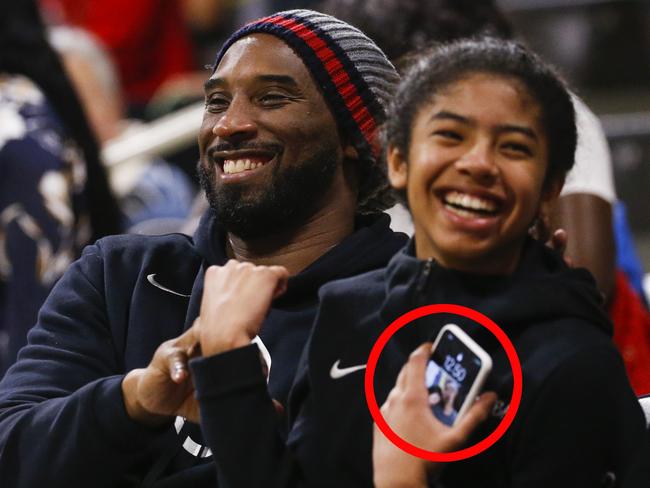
223, 159, 267, 174
443, 191, 497, 215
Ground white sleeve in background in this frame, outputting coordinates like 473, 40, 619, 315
387, 203, 414, 236
560, 95, 617, 203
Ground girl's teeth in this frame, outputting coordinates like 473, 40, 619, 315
444, 191, 497, 212
445, 204, 477, 219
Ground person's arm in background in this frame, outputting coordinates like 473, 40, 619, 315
551, 96, 617, 303
553, 194, 614, 300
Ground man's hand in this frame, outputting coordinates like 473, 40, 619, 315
373, 343, 497, 488
122, 326, 201, 425
121, 260, 288, 427
196, 260, 289, 356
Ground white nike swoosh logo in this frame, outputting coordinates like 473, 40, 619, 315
146, 273, 191, 298
330, 360, 366, 379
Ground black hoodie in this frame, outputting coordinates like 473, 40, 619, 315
0, 209, 406, 488
199, 238, 645, 487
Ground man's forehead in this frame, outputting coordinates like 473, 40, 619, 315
211, 33, 311, 86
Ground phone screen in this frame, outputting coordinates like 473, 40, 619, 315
425, 330, 484, 426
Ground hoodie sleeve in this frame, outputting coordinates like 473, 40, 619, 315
0, 243, 166, 487
509, 345, 646, 488
191, 344, 304, 488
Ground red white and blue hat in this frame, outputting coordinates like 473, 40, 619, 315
212, 9, 399, 162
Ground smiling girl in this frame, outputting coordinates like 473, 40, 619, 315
185, 39, 645, 487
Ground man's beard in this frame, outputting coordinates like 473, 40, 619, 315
198, 146, 339, 240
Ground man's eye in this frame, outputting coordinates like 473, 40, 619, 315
259, 93, 290, 105
205, 96, 229, 112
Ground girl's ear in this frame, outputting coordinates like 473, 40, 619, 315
387, 145, 408, 190
538, 176, 564, 218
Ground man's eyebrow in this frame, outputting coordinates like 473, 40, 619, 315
203, 74, 300, 93
256, 74, 300, 87
203, 77, 224, 93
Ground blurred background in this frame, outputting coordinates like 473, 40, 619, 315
1, 0, 649, 375
36, 0, 650, 268
503, 0, 650, 272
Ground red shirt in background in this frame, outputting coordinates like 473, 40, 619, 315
45, 0, 194, 107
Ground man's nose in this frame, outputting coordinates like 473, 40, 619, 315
455, 143, 499, 183
212, 98, 257, 141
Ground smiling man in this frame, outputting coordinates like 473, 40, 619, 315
198, 34, 351, 246
0, 10, 405, 487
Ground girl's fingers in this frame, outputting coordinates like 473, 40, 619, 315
454, 391, 497, 440
403, 343, 432, 389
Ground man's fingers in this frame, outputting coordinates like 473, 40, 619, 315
174, 323, 199, 351
167, 348, 190, 383
454, 391, 497, 439
268, 266, 289, 299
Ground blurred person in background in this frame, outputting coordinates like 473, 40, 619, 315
0, 9, 406, 487
320, 0, 650, 396
49, 26, 196, 233
0, 0, 121, 374
41, 0, 195, 117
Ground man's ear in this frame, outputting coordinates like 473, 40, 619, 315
343, 144, 359, 161
387, 145, 408, 190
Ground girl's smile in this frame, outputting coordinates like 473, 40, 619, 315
388, 72, 562, 275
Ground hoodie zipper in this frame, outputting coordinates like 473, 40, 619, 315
416, 258, 434, 296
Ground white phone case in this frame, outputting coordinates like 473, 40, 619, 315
430, 323, 493, 425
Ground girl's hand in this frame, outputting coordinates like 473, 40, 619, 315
373, 343, 497, 488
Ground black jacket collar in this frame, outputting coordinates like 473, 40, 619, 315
380, 237, 612, 339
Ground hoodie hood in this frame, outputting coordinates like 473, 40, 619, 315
380, 237, 612, 343
193, 208, 229, 266
192, 207, 408, 306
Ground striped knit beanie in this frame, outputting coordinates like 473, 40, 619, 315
212, 9, 399, 163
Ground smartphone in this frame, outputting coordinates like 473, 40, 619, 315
425, 324, 492, 426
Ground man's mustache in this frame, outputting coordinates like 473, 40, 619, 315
208, 142, 283, 157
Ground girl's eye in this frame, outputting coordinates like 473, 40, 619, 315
502, 142, 533, 157
434, 130, 463, 141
